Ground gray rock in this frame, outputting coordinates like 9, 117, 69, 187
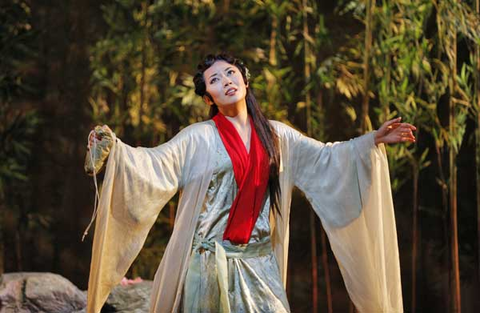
104, 281, 152, 312
0, 272, 86, 313
0, 273, 153, 313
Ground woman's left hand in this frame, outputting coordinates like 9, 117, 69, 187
374, 117, 416, 145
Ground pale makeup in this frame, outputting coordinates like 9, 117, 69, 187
203, 60, 251, 151
203, 60, 248, 115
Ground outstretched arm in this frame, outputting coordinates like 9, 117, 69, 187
86, 126, 191, 313
280, 122, 405, 312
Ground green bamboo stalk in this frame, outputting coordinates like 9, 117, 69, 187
169, 202, 175, 230
139, 1, 148, 136
435, 143, 451, 311
303, 0, 312, 136
433, 5, 451, 308
309, 210, 318, 312
349, 302, 354, 313
320, 226, 333, 313
223, 0, 230, 13
361, 0, 373, 133
269, 8, 278, 67
302, 0, 319, 311
411, 14, 422, 313
0, 198, 4, 274
476, 0, 480, 285
448, 6, 461, 310
412, 162, 419, 313
15, 228, 22, 271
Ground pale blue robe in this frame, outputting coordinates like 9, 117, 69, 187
181, 127, 290, 313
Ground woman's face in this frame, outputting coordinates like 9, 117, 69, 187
203, 60, 248, 108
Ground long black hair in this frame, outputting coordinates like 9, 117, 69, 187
193, 53, 282, 216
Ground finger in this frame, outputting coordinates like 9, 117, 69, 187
399, 129, 414, 135
399, 129, 415, 137
390, 131, 414, 143
387, 125, 407, 134
407, 123, 417, 131
400, 136, 415, 142
402, 132, 416, 142
395, 126, 416, 135
398, 123, 417, 131
384, 117, 402, 127
388, 122, 402, 129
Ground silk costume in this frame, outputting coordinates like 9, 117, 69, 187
181, 124, 289, 312
86, 119, 403, 313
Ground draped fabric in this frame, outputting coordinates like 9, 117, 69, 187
181, 126, 290, 313
86, 122, 216, 313
86, 119, 403, 313
281, 122, 403, 312
212, 113, 270, 244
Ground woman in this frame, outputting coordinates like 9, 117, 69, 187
85, 53, 415, 313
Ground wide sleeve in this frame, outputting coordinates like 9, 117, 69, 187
290, 128, 403, 312
86, 128, 191, 313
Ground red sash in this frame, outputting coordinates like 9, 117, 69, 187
212, 113, 270, 244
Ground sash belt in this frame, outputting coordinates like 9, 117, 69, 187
185, 235, 272, 313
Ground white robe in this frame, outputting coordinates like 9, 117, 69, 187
86, 120, 403, 313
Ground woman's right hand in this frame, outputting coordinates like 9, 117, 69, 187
88, 125, 113, 149
85, 125, 115, 176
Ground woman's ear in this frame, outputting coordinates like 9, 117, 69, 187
203, 95, 214, 106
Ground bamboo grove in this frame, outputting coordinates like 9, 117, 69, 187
1, 0, 480, 312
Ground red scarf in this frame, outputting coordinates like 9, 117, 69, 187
212, 113, 270, 244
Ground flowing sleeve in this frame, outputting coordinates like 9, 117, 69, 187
86, 128, 192, 313
290, 128, 403, 313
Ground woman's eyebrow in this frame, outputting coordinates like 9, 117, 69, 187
208, 67, 233, 80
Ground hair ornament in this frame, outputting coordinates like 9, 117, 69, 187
245, 66, 251, 81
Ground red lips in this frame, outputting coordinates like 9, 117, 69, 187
225, 87, 237, 95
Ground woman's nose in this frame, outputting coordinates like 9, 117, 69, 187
223, 77, 233, 86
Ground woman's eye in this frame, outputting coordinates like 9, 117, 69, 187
228, 70, 235, 75
210, 78, 218, 84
